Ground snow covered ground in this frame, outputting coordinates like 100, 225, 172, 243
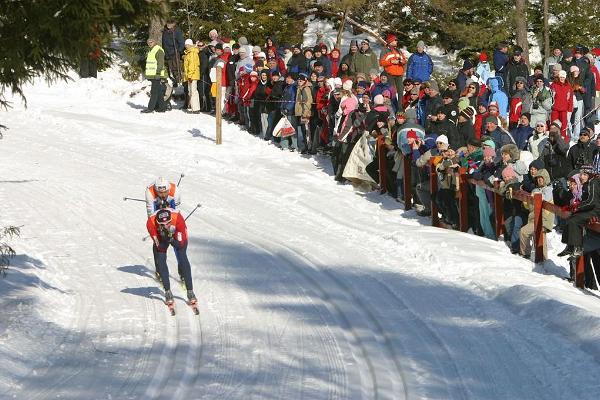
2, 69, 600, 399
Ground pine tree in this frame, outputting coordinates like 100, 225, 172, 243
0, 0, 158, 108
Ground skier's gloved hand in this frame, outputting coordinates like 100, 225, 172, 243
169, 225, 176, 235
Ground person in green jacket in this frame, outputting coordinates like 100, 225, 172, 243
351, 39, 379, 81
142, 38, 168, 113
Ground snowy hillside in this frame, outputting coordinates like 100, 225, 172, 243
2, 68, 600, 399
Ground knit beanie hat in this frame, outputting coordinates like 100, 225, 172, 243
580, 164, 595, 175
483, 139, 496, 149
374, 94, 385, 105
460, 106, 476, 121
436, 134, 449, 145
342, 80, 353, 91
483, 147, 496, 158
502, 165, 517, 180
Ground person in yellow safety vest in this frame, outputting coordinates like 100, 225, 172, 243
142, 38, 168, 113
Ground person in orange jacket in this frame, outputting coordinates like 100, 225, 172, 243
379, 33, 407, 105
147, 208, 196, 306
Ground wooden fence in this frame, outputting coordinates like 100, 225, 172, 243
392, 153, 599, 289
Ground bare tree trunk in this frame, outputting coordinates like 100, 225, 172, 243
336, 7, 349, 49
515, 0, 530, 64
543, 0, 550, 59
149, 0, 168, 43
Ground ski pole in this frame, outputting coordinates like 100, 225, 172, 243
184, 203, 202, 221
124, 197, 145, 202
177, 172, 185, 187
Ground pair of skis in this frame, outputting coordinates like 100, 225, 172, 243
166, 297, 198, 316
154, 272, 198, 315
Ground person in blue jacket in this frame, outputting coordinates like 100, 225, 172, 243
406, 41, 434, 83
487, 76, 509, 118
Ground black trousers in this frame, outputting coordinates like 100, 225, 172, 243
566, 210, 600, 247
147, 79, 166, 111
153, 242, 193, 292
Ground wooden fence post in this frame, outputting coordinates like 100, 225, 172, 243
533, 192, 545, 263
430, 159, 440, 227
403, 155, 412, 210
458, 167, 469, 232
215, 66, 223, 145
575, 255, 585, 288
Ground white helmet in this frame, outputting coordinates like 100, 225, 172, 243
154, 177, 169, 193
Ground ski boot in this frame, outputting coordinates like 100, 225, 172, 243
187, 290, 199, 315
165, 290, 175, 316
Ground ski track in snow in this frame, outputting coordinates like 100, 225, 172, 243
1, 70, 600, 399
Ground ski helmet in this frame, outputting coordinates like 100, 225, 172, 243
154, 177, 169, 193
156, 209, 172, 225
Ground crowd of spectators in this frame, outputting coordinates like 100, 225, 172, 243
149, 20, 600, 288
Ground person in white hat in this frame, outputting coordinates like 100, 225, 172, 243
182, 39, 200, 113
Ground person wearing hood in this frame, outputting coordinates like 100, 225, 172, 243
182, 39, 200, 113
568, 126, 596, 170
519, 168, 553, 259
541, 120, 571, 181
486, 76, 509, 118
529, 74, 553, 127
496, 143, 529, 182
505, 46, 530, 96
508, 76, 532, 128
352, 39, 379, 80
510, 112, 534, 150
406, 40, 434, 83
527, 121, 549, 159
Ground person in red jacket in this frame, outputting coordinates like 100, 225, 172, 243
315, 77, 331, 145
550, 70, 574, 142
147, 208, 196, 306
329, 48, 341, 77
